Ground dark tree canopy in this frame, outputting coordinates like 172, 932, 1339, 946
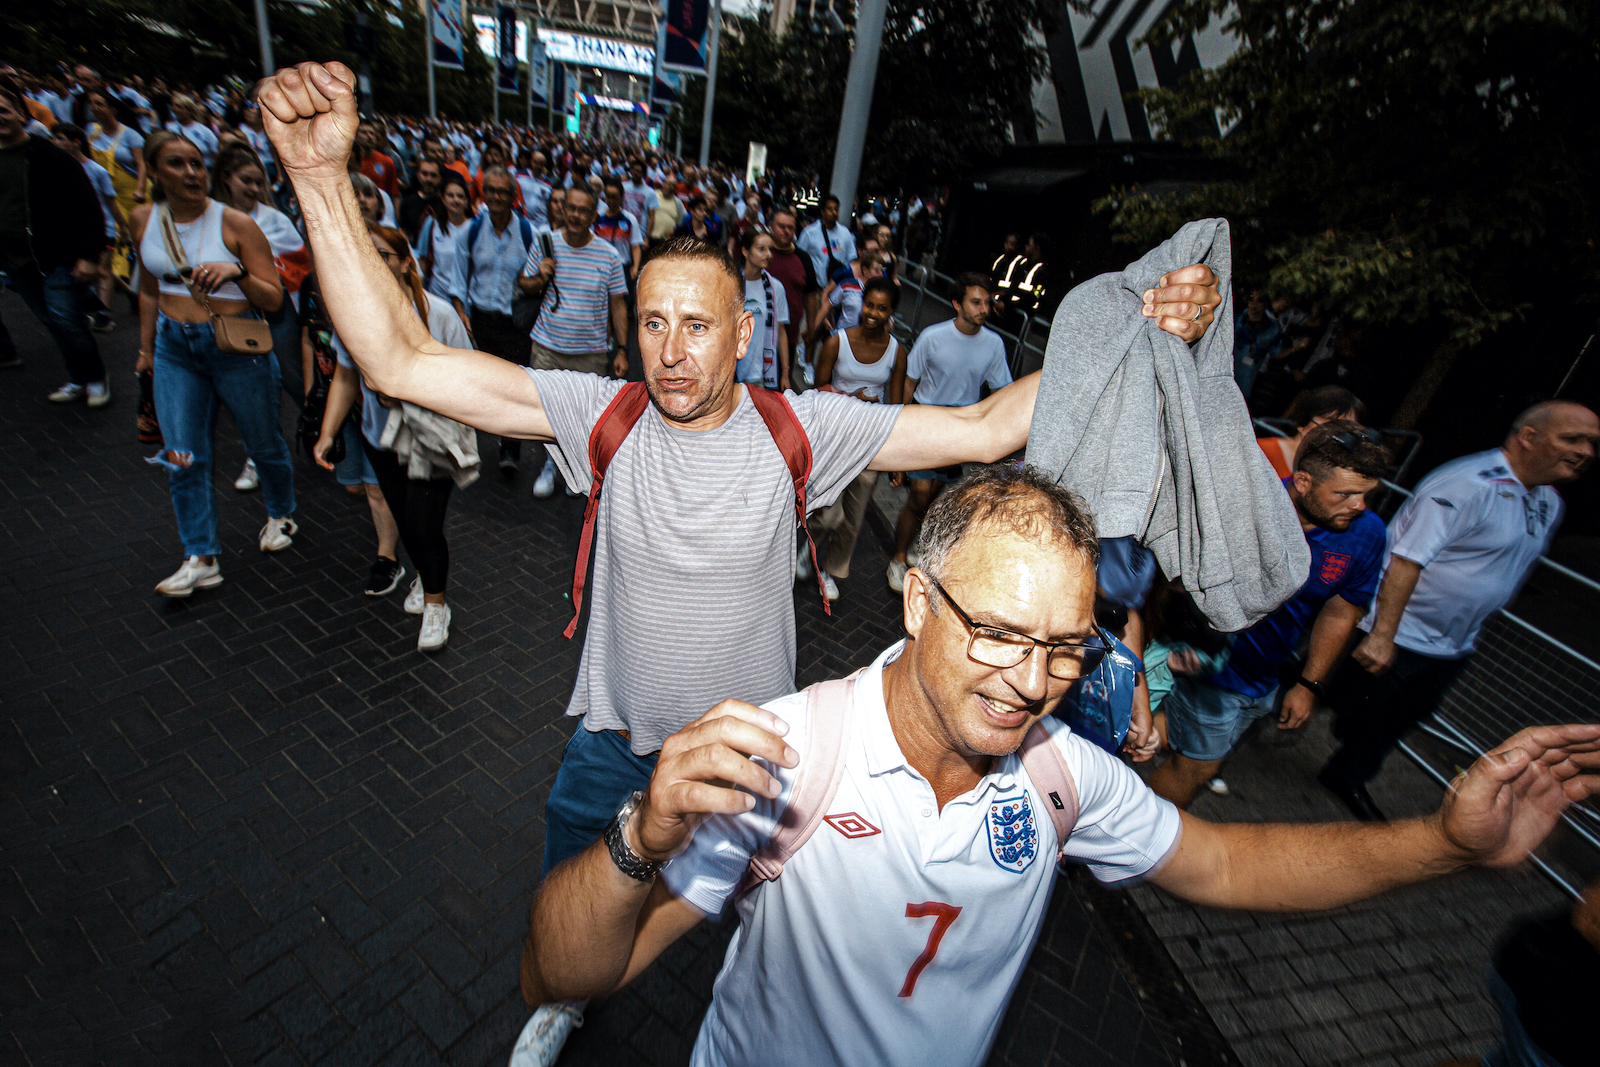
676, 0, 1058, 191
1101, 0, 1600, 355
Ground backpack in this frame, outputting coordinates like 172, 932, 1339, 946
564, 382, 831, 639
736, 668, 1081, 897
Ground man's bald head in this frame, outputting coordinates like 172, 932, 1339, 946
1504, 399, 1599, 487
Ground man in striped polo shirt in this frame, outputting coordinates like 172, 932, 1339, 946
518, 185, 629, 497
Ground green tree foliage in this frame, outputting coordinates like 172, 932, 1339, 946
1099, 0, 1600, 356
676, 1, 1056, 189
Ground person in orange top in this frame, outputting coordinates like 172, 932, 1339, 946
1257, 384, 1369, 477
354, 118, 399, 198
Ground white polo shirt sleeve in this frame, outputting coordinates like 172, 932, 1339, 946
660, 689, 813, 918
1385, 479, 1487, 567
1048, 719, 1183, 886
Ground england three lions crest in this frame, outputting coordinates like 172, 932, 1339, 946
987, 794, 1038, 873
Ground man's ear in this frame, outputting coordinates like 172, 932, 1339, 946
1291, 469, 1314, 497
904, 568, 932, 639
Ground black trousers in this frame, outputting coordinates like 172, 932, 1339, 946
364, 443, 455, 594
1321, 643, 1470, 787
470, 307, 531, 459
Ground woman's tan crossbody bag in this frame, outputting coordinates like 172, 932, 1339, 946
157, 203, 274, 355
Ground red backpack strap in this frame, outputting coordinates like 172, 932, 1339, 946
735, 669, 861, 898
744, 386, 829, 616
565, 382, 652, 638
1018, 721, 1080, 859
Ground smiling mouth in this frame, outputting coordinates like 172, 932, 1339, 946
977, 693, 1029, 729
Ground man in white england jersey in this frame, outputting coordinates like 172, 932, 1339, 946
518, 464, 1600, 1067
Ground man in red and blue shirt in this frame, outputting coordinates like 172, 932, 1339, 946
1150, 421, 1391, 808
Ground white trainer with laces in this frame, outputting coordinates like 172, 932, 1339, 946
155, 556, 222, 598
86, 380, 111, 408
235, 459, 259, 492
906, 547, 921, 568
404, 576, 425, 614
258, 517, 297, 552
418, 602, 451, 653
821, 572, 840, 602
886, 558, 908, 593
795, 543, 813, 582
508, 1001, 585, 1067
48, 382, 85, 403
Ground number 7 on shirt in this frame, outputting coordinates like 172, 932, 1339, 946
899, 902, 962, 998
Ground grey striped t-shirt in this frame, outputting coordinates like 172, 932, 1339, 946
529, 370, 902, 754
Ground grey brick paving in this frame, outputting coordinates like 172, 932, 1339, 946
1128, 714, 1568, 1067
0, 294, 1201, 1066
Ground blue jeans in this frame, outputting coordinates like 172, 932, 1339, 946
541, 723, 658, 877
1483, 970, 1563, 1067
1164, 675, 1280, 762
152, 314, 296, 557
6, 264, 105, 385
266, 300, 304, 409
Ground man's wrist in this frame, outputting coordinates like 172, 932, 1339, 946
1294, 675, 1330, 701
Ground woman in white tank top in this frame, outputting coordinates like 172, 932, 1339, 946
799, 277, 909, 602
130, 129, 295, 599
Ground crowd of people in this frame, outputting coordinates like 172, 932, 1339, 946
3, 54, 1597, 1067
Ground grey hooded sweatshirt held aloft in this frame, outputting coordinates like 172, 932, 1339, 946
1024, 218, 1308, 632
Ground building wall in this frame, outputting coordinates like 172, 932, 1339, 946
1035, 0, 1238, 143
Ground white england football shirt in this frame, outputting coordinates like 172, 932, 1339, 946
662, 642, 1182, 1067
1363, 448, 1563, 658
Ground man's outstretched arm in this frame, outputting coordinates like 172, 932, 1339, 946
257, 62, 553, 441
520, 700, 798, 1005
1152, 724, 1600, 911
869, 265, 1222, 473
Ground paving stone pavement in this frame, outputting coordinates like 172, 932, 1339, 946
0, 294, 1200, 1067
1128, 715, 1571, 1067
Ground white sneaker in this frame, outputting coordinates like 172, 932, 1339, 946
1207, 777, 1230, 796
508, 1001, 585, 1067
886, 559, 908, 593
403, 576, 425, 614
532, 464, 557, 498
906, 547, 921, 568
418, 602, 451, 653
795, 543, 813, 582
234, 459, 259, 492
86, 380, 111, 408
258, 516, 297, 552
155, 556, 222, 598
48, 382, 85, 403
821, 572, 840, 602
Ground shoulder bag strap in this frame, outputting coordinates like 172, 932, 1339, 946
745, 386, 828, 616
1018, 721, 1080, 860
736, 669, 862, 898
158, 202, 218, 320
564, 381, 652, 638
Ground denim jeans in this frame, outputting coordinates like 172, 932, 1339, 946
5, 264, 106, 384
541, 722, 658, 877
266, 300, 304, 409
152, 314, 296, 557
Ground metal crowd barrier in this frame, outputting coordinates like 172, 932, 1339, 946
1255, 419, 1600, 898
895, 260, 1048, 378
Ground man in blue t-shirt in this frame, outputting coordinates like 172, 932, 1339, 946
1150, 422, 1392, 808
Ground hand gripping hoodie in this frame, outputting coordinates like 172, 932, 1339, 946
1024, 218, 1309, 632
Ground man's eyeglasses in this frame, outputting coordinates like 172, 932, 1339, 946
926, 575, 1112, 681
375, 248, 404, 264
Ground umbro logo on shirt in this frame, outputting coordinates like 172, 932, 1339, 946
824, 812, 881, 839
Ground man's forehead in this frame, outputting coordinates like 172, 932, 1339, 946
638, 261, 738, 316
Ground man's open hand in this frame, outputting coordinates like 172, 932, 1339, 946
632, 700, 798, 863
1143, 263, 1221, 344
1438, 724, 1600, 869
255, 62, 360, 182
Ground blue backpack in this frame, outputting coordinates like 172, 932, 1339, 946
1058, 635, 1141, 755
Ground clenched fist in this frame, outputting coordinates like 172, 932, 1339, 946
255, 62, 361, 182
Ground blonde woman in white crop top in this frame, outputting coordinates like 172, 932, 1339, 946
798, 275, 909, 602
129, 130, 295, 600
